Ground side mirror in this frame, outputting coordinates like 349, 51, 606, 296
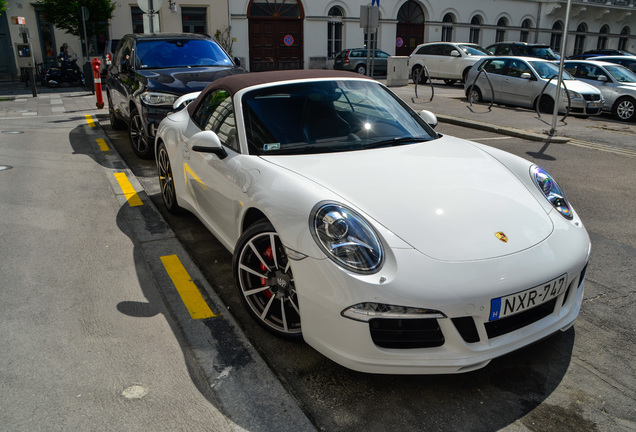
450, 50, 461, 57
419, 110, 438, 129
520, 72, 532, 80
190, 131, 228, 159
234, 57, 241, 67
597, 75, 608, 82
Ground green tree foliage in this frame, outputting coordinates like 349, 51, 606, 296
37, 0, 116, 39
0, 0, 7, 14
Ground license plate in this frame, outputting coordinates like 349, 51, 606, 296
587, 101, 602, 108
489, 274, 568, 321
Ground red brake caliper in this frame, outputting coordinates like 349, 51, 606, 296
260, 246, 273, 299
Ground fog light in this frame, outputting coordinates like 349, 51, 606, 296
342, 302, 446, 322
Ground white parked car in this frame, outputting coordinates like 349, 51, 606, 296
155, 70, 590, 374
409, 42, 492, 85
564, 60, 636, 122
465, 56, 604, 117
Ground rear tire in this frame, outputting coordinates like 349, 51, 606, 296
356, 64, 367, 75
108, 92, 126, 130
157, 141, 183, 214
412, 65, 427, 84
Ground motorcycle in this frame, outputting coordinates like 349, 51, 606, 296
42, 58, 86, 88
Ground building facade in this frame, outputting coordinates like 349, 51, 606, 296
1, 0, 635, 80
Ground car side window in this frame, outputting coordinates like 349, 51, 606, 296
581, 65, 607, 80
193, 90, 239, 152
481, 59, 507, 75
415, 45, 433, 55
507, 59, 532, 78
113, 38, 132, 72
439, 45, 455, 56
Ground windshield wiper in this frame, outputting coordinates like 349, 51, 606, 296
361, 136, 431, 149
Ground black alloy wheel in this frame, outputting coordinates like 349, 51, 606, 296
233, 222, 302, 338
128, 107, 153, 159
157, 141, 182, 214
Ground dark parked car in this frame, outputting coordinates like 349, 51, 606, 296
106, 33, 246, 158
333, 48, 390, 75
486, 42, 559, 60
568, 49, 634, 60
593, 55, 636, 73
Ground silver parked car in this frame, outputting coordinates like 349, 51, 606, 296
563, 60, 636, 122
592, 56, 636, 73
465, 56, 604, 117
333, 48, 390, 76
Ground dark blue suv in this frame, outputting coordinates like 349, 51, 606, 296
106, 33, 246, 159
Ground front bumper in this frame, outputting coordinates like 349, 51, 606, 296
139, 104, 172, 141
562, 95, 604, 116
294, 213, 590, 374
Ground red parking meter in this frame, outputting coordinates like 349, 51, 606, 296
91, 58, 104, 109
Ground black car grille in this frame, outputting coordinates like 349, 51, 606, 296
484, 298, 557, 339
583, 94, 601, 101
369, 318, 444, 349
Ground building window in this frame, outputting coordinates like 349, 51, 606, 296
597, 25, 609, 50
520, 19, 532, 43
574, 24, 587, 56
34, 9, 57, 68
496, 18, 508, 43
469, 16, 482, 44
131, 6, 144, 34
441, 13, 455, 42
618, 26, 630, 51
182, 7, 207, 34
327, 6, 343, 58
551, 21, 563, 52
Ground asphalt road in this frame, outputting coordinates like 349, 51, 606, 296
100, 82, 635, 432
1, 80, 634, 431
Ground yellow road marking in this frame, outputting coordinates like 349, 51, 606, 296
85, 115, 95, 127
161, 255, 216, 319
96, 138, 109, 151
114, 172, 143, 207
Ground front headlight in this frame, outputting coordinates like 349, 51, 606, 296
561, 87, 582, 99
532, 166, 573, 220
311, 203, 383, 273
140, 91, 179, 106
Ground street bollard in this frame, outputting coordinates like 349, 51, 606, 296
91, 58, 105, 109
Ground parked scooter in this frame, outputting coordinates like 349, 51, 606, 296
42, 58, 85, 88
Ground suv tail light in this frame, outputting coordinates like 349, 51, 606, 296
343, 51, 351, 65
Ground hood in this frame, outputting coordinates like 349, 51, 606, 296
137, 66, 246, 94
564, 79, 603, 95
263, 136, 554, 262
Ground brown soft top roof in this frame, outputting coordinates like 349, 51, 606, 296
187, 69, 373, 117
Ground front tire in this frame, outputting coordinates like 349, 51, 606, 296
233, 222, 302, 339
467, 86, 482, 103
613, 97, 636, 122
128, 107, 153, 159
537, 96, 555, 114
157, 141, 182, 214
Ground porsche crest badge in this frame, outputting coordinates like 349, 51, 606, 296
495, 232, 508, 243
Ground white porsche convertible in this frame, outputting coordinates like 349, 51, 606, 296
155, 70, 590, 374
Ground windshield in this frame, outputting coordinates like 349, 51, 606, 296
605, 65, 636, 83
135, 39, 233, 68
529, 61, 574, 80
458, 44, 491, 56
242, 80, 437, 155
528, 46, 558, 60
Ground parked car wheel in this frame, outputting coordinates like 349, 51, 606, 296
233, 221, 302, 339
156, 141, 182, 214
411, 65, 428, 84
355, 64, 367, 75
467, 86, 483, 103
613, 96, 636, 122
128, 107, 153, 159
537, 95, 555, 114
108, 92, 126, 130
